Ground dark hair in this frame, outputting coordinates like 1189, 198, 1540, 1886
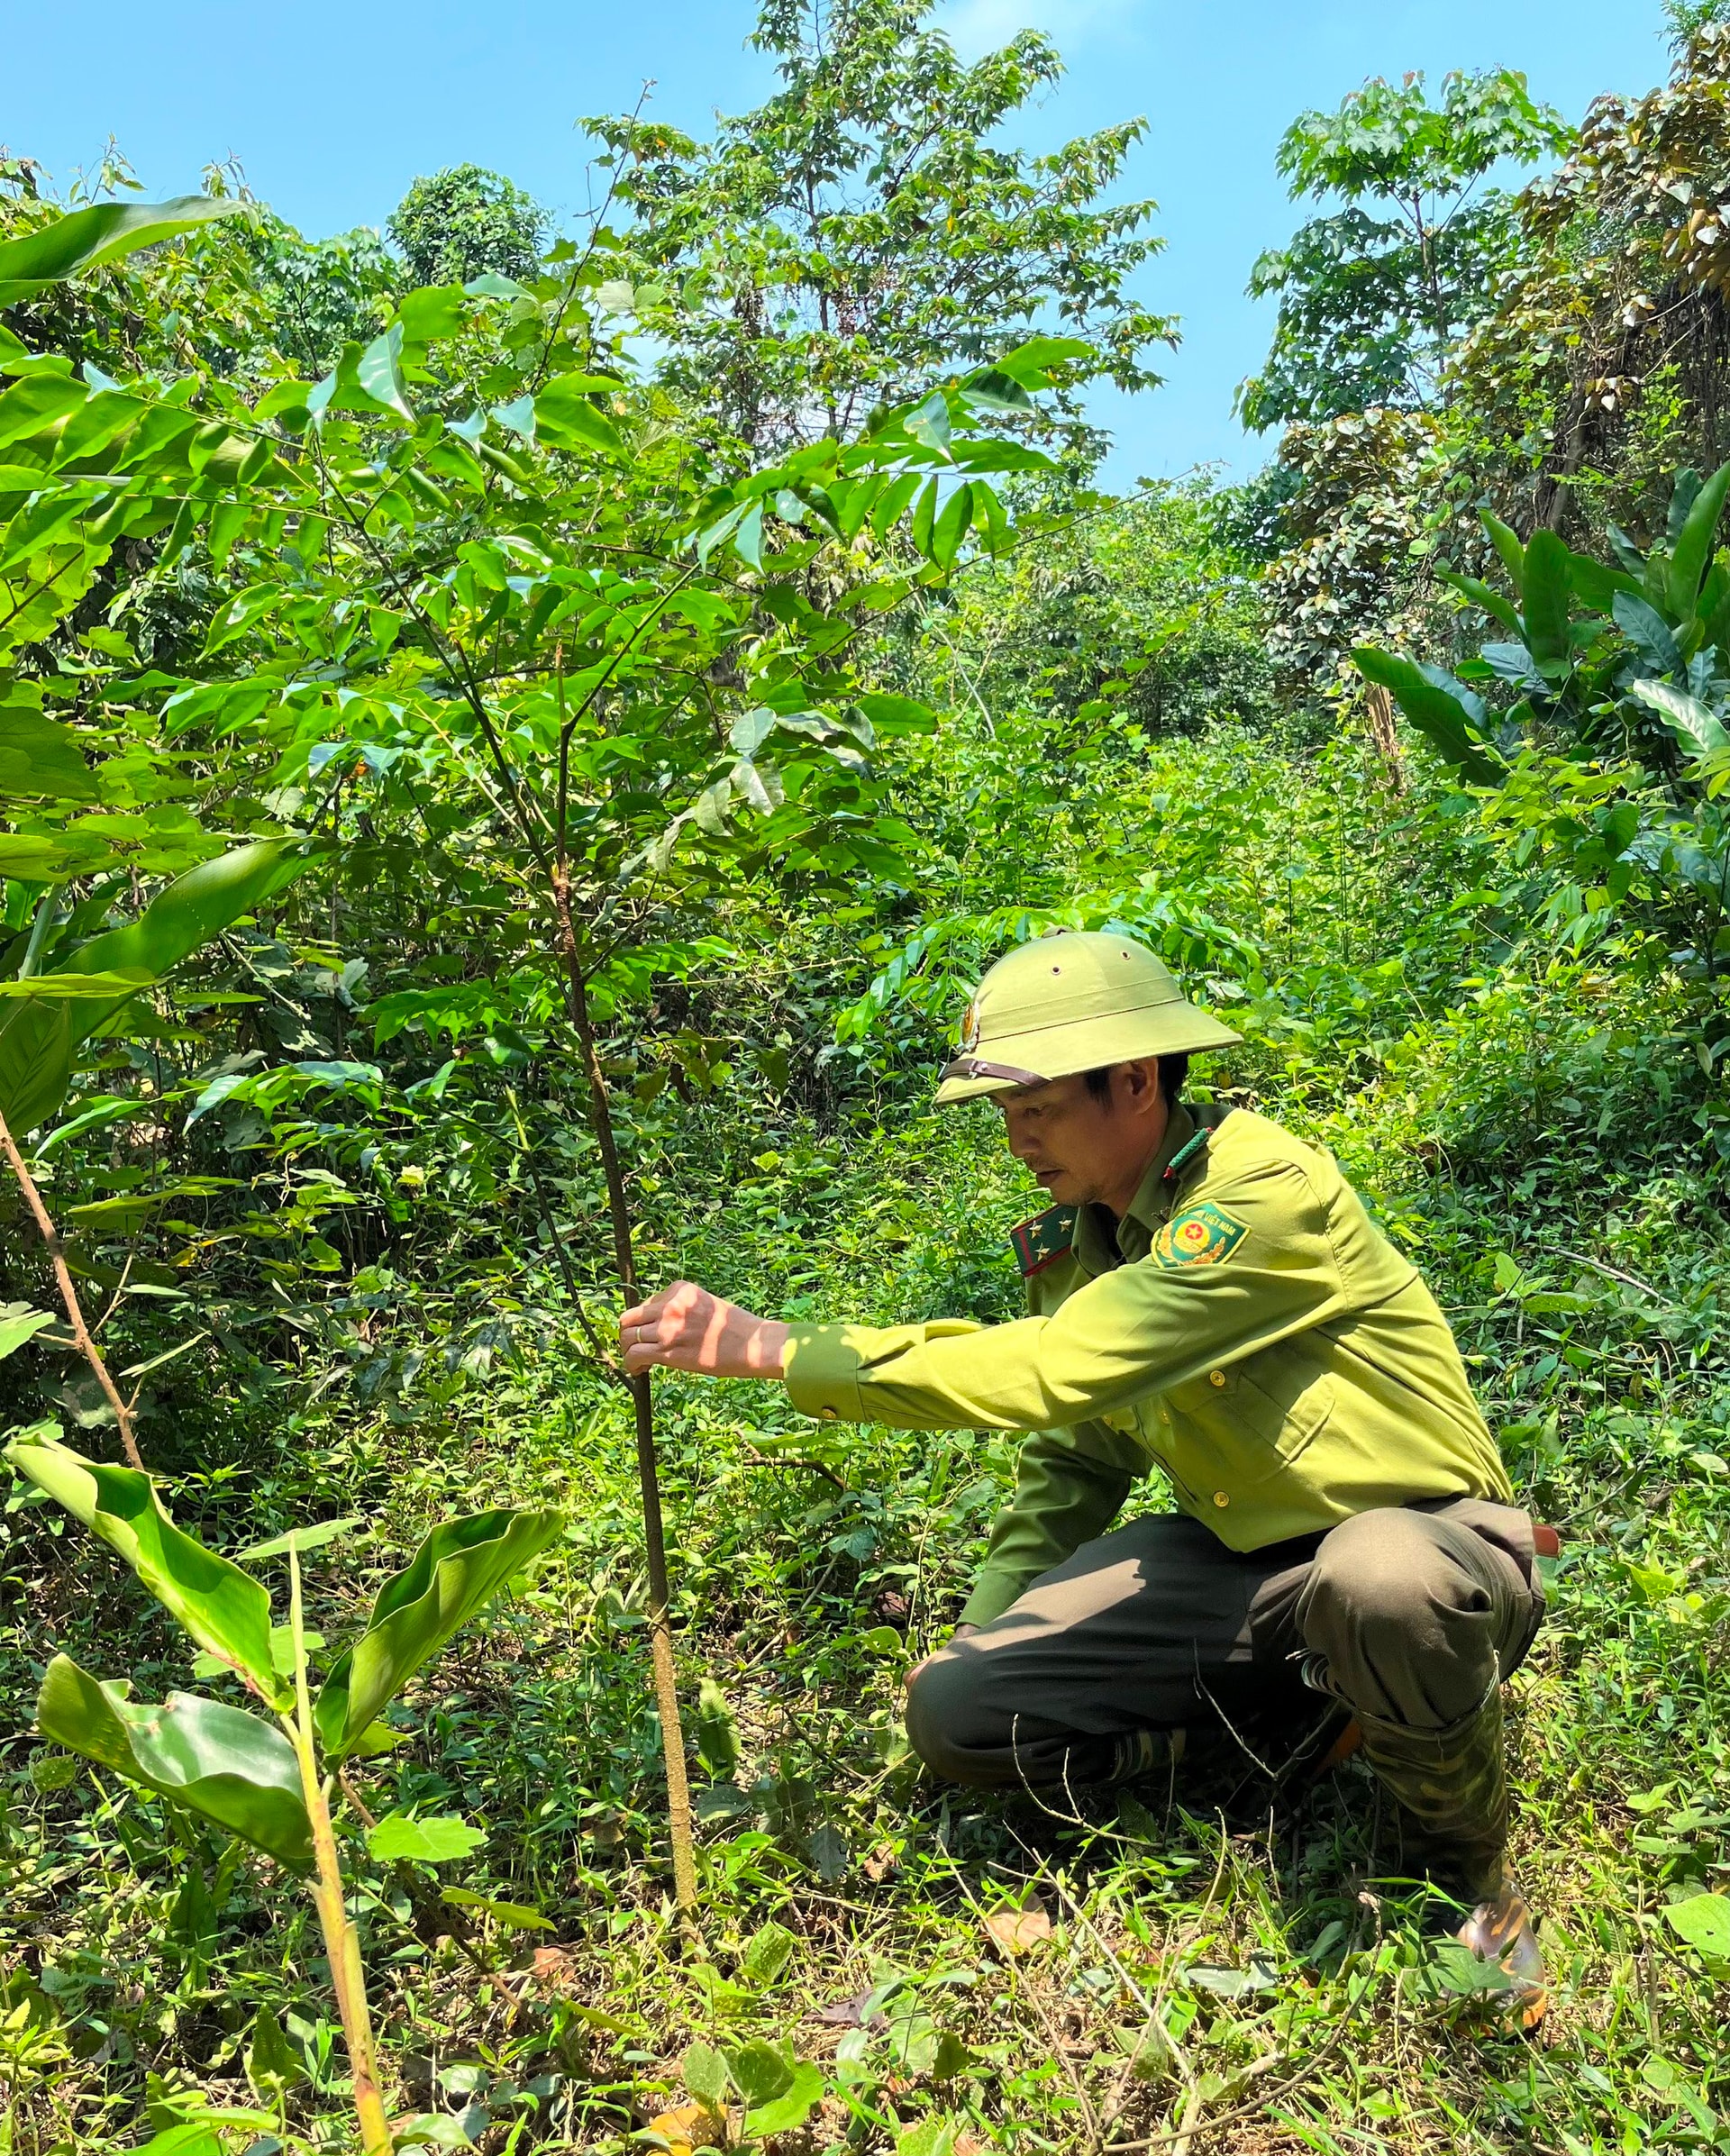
1082, 1054, 1188, 1107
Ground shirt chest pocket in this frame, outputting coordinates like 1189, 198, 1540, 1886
1165, 1341, 1334, 1480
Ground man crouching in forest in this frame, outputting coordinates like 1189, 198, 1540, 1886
619, 932, 1549, 2012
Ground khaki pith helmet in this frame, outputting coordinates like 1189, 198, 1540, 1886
934, 931, 1242, 1105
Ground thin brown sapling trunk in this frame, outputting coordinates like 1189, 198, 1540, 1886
0, 1105, 145, 1469
551, 866, 699, 1917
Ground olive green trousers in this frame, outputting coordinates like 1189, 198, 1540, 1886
906, 1498, 1543, 1861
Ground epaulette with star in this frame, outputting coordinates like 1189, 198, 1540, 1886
1009, 1203, 1078, 1278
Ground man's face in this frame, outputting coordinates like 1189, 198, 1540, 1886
995, 1064, 1166, 1211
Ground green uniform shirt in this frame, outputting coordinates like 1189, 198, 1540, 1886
783, 1103, 1513, 1625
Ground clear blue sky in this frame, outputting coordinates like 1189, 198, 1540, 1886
3, 0, 1675, 488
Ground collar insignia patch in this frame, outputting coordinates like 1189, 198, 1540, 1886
1151, 1200, 1248, 1271
1010, 1203, 1078, 1278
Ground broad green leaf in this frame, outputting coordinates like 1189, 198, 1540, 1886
855, 691, 935, 734
134, 2128, 224, 2156
0, 1303, 52, 1360
726, 2039, 794, 2106
367, 1812, 486, 1863
396, 284, 469, 345
904, 391, 952, 453
960, 367, 1035, 412
1669, 459, 1730, 619
1520, 528, 1572, 668
929, 482, 972, 570
356, 323, 414, 422
1566, 550, 1642, 613
869, 471, 923, 541
0, 488, 101, 575
61, 837, 305, 1004
695, 1676, 741, 1778
192, 1626, 323, 1682
237, 1516, 363, 1562
441, 1887, 553, 1932
1425, 1939, 1515, 1995
911, 476, 939, 556
534, 376, 623, 456
0, 840, 307, 1136
348, 1720, 407, 1757
0, 994, 71, 1142
0, 198, 249, 305
1615, 591, 1684, 678
895, 2118, 959, 2156
0, 373, 87, 446
1352, 648, 1504, 787
1628, 678, 1730, 758
0, 702, 98, 799
203, 583, 285, 656
1480, 510, 1525, 597
993, 334, 1093, 385
0, 970, 152, 998
682, 2041, 730, 2109
1439, 569, 1522, 640
313, 1507, 563, 1757
0, 833, 119, 878
6, 1432, 287, 1705
35, 1655, 309, 1865
729, 707, 776, 757
1665, 1893, 1730, 1957
741, 1919, 797, 1988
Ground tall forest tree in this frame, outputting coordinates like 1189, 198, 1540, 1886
1454, 14, 1730, 538
583, 0, 1174, 467
1241, 69, 1566, 699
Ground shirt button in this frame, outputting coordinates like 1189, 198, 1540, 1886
1208, 1369, 1227, 1387
1213, 1490, 1230, 1507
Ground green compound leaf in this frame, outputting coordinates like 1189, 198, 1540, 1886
36, 1654, 310, 1866
314, 1507, 563, 1758
6, 1431, 287, 1706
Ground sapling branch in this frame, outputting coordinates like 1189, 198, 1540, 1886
0, 1104, 144, 1469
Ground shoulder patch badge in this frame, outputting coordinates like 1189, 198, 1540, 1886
1010, 1203, 1078, 1278
1151, 1200, 1248, 1272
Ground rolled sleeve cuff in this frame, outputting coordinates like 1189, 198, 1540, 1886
961, 1569, 1026, 1628
782, 1324, 868, 1423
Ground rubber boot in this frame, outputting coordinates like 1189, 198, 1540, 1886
1354, 1685, 1546, 2028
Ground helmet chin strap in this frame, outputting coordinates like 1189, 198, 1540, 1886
939, 1055, 1050, 1087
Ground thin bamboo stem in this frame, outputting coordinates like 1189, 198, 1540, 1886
285, 1548, 392, 2156
0, 1104, 143, 1469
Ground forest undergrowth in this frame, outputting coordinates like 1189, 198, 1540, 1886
7, 722, 1730, 2156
